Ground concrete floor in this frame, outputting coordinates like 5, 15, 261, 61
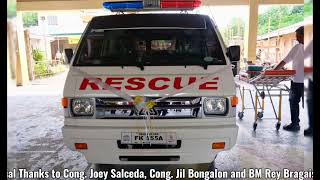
7, 71, 313, 180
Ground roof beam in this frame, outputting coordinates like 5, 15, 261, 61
17, 0, 104, 11
259, 0, 303, 4
202, 0, 249, 6
202, 0, 303, 6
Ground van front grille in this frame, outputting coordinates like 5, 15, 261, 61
95, 97, 202, 119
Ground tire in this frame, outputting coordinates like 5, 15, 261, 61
253, 123, 257, 131
276, 123, 281, 131
238, 112, 244, 119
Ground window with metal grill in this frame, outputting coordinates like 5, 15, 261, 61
47, 16, 58, 25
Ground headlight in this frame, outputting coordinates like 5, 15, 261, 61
203, 97, 227, 115
71, 98, 95, 116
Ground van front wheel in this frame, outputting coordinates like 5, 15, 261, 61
238, 112, 244, 119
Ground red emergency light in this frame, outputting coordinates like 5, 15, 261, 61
160, 0, 201, 9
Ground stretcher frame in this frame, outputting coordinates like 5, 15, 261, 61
237, 70, 295, 131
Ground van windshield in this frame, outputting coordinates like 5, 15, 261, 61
73, 28, 226, 66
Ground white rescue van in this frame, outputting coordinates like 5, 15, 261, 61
62, 4, 239, 164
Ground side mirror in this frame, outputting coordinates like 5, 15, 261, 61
64, 48, 74, 64
227, 45, 240, 62
227, 45, 241, 76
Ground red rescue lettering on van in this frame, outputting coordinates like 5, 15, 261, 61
79, 77, 219, 91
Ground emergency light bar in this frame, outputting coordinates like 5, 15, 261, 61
103, 0, 201, 12
103, 1, 143, 11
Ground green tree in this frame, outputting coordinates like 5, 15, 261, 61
23, 12, 39, 27
257, 4, 309, 35
7, 0, 16, 18
230, 17, 245, 37
304, 0, 313, 17
221, 17, 245, 45
291, 6, 303, 14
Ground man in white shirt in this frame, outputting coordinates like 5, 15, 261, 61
274, 26, 304, 131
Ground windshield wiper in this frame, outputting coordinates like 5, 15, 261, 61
137, 63, 144, 71
182, 63, 207, 70
199, 61, 208, 70
135, 56, 145, 71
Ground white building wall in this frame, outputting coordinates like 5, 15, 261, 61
33, 11, 88, 61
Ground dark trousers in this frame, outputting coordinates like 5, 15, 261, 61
307, 79, 313, 129
289, 81, 304, 125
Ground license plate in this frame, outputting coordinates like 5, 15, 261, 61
121, 132, 177, 145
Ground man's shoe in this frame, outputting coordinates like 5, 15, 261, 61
283, 124, 300, 131
304, 128, 313, 136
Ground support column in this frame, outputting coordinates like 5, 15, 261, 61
16, 11, 30, 86
244, 0, 259, 64
7, 21, 16, 79
24, 30, 35, 80
7, 42, 12, 81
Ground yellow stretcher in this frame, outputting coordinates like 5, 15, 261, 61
237, 70, 296, 131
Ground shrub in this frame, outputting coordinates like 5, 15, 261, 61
32, 49, 66, 78
32, 49, 44, 62
34, 63, 48, 77
48, 64, 66, 74
32, 49, 48, 77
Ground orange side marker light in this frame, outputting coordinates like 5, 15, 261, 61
231, 96, 238, 107
212, 142, 225, 149
75, 143, 88, 150
61, 98, 68, 108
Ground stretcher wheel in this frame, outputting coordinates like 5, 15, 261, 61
238, 112, 244, 119
257, 112, 263, 119
276, 122, 281, 131
253, 122, 257, 131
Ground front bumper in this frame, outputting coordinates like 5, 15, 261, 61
62, 118, 238, 164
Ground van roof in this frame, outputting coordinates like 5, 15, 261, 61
90, 14, 207, 29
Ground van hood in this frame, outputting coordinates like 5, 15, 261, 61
63, 66, 236, 98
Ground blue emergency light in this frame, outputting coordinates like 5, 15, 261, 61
103, 1, 143, 11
